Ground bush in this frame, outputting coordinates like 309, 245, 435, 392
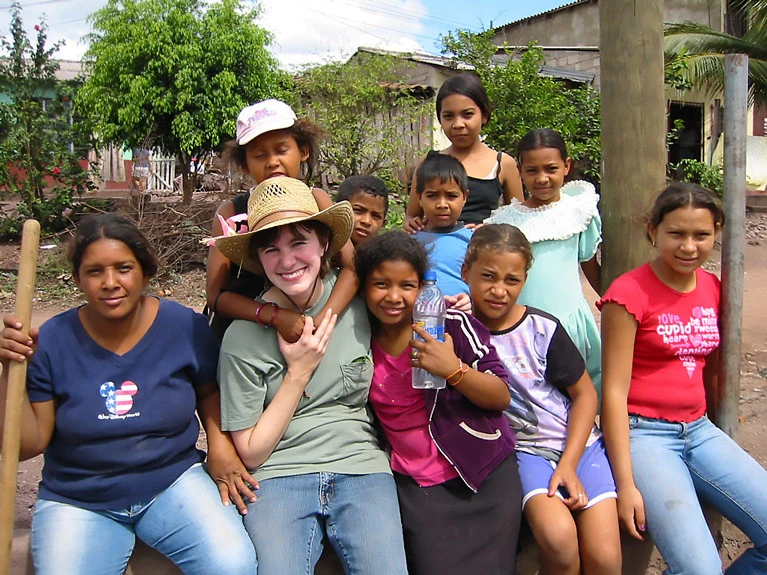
670, 159, 723, 197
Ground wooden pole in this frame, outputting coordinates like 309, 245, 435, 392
718, 54, 748, 437
0, 219, 40, 575
599, 0, 667, 288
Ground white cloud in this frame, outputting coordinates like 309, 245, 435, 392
0, 0, 431, 67
0, 0, 93, 61
257, 0, 428, 70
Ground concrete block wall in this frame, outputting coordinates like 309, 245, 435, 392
544, 50, 602, 88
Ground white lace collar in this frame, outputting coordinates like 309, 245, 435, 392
485, 180, 599, 243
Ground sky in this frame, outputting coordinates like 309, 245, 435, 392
0, 0, 571, 69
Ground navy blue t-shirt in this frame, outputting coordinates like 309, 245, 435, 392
26, 299, 219, 510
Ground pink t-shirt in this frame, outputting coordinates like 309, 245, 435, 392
598, 263, 720, 422
369, 340, 458, 486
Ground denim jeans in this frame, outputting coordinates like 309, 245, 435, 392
31, 463, 256, 575
243, 472, 408, 575
629, 415, 767, 575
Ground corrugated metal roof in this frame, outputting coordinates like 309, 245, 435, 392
356, 47, 474, 71
356, 47, 592, 86
539, 65, 594, 84
493, 0, 592, 31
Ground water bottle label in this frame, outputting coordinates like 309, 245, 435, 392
415, 321, 444, 342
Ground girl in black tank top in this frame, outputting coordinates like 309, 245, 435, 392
205, 191, 266, 339
404, 74, 522, 232
461, 151, 503, 224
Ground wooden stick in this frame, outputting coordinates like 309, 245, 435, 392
0, 219, 40, 575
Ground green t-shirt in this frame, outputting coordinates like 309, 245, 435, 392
218, 271, 391, 480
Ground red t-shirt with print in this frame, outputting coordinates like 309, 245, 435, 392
598, 263, 720, 422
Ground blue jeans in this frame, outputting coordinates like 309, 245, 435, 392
629, 415, 767, 575
243, 472, 408, 575
31, 463, 256, 575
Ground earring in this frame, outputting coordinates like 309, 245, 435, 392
651, 239, 656, 247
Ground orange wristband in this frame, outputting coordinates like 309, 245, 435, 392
447, 360, 469, 386
445, 362, 463, 382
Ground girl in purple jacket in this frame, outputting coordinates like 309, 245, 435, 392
356, 230, 522, 575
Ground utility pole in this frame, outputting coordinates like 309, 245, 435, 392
718, 54, 748, 437
599, 0, 667, 288
599, 6, 668, 571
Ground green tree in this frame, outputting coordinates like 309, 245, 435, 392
0, 2, 94, 236
440, 30, 602, 183
78, 0, 287, 203
295, 52, 431, 189
665, 0, 767, 104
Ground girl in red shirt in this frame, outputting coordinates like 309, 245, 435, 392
599, 183, 767, 574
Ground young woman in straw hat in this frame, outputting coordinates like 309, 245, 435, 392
207, 99, 357, 342
215, 176, 408, 575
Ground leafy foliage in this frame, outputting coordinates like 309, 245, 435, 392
296, 52, 431, 188
77, 0, 287, 203
665, 0, 767, 105
440, 30, 602, 183
665, 51, 694, 91
671, 158, 724, 197
0, 3, 95, 237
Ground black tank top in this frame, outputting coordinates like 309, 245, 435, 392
460, 151, 504, 224
206, 191, 266, 339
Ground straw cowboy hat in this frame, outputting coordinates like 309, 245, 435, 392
214, 177, 353, 275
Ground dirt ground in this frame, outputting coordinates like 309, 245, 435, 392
3, 214, 767, 574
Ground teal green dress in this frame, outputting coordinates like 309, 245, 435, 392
485, 181, 602, 396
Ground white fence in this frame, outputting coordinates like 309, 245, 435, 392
148, 152, 176, 194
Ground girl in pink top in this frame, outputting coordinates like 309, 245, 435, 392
355, 230, 521, 575
599, 183, 767, 575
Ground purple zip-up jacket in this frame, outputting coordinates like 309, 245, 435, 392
423, 309, 516, 492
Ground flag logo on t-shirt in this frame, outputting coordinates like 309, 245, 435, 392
100, 381, 139, 415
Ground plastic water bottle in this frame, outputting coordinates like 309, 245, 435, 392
412, 270, 446, 389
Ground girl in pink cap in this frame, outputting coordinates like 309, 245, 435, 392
206, 99, 357, 343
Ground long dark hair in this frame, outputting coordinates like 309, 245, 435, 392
646, 182, 725, 242
68, 214, 158, 279
436, 73, 492, 124
517, 128, 568, 165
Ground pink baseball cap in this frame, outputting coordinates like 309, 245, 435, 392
236, 99, 297, 146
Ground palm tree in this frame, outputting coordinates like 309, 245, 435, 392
664, 0, 767, 105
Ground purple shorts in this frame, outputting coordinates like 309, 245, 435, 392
517, 437, 616, 510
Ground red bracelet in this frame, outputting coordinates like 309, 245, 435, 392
264, 302, 279, 327
254, 302, 265, 326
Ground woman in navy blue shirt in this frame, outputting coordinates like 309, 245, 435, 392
0, 214, 256, 575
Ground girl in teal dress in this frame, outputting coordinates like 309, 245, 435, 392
484, 128, 602, 395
